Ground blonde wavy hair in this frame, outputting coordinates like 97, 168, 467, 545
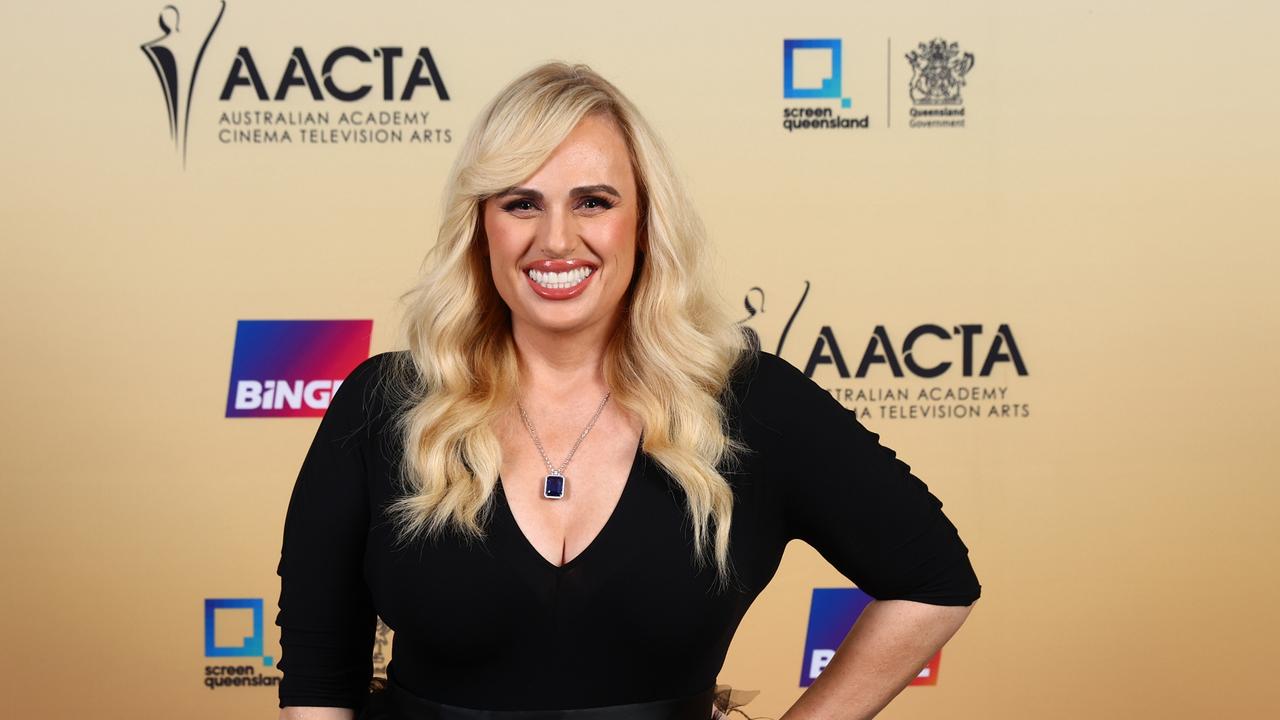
381, 61, 753, 589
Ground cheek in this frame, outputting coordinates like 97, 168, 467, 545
484, 217, 519, 266
481, 217, 521, 299
600, 214, 638, 263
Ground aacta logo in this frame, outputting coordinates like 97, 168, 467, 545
218, 46, 449, 102
141, 1, 450, 166
140, 1, 227, 167
741, 280, 1028, 378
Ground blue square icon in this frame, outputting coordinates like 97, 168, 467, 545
205, 598, 265, 658
783, 39, 843, 99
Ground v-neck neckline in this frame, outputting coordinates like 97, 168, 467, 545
496, 436, 645, 573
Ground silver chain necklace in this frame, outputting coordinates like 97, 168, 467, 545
516, 391, 611, 500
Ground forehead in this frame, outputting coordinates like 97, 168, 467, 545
522, 114, 635, 190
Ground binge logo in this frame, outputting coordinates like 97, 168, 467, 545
203, 598, 281, 690
782, 39, 868, 131
226, 319, 372, 418
800, 588, 942, 687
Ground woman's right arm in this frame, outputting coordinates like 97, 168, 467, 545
275, 355, 388, 715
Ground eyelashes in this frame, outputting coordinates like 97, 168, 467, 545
501, 196, 615, 214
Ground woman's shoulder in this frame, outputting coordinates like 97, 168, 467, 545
349, 349, 411, 387
334, 350, 409, 406
727, 343, 840, 440
322, 350, 413, 444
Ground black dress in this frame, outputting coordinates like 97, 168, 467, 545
275, 347, 981, 714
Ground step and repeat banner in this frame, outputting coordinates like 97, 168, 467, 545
4, 1, 1277, 718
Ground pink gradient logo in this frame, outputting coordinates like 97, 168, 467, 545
225, 319, 372, 417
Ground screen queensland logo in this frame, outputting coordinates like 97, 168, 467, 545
203, 598, 280, 691
226, 319, 372, 418
800, 588, 943, 687
139, 0, 454, 168
782, 38, 870, 132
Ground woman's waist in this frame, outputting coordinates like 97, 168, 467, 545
372, 668, 716, 720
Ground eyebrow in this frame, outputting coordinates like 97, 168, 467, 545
496, 184, 622, 202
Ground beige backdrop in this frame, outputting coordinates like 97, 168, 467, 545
3, 0, 1278, 718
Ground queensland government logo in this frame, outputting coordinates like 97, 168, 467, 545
739, 281, 1029, 420
905, 37, 974, 128
140, 1, 453, 168
782, 38, 869, 132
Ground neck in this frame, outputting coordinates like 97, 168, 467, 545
511, 311, 619, 403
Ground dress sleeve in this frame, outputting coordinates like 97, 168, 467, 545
275, 354, 385, 708
748, 351, 981, 606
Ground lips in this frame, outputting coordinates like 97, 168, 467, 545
522, 258, 598, 300
521, 258, 598, 273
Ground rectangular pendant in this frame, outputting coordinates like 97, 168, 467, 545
543, 473, 565, 499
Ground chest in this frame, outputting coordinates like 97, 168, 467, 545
496, 422, 642, 569
365, 443, 783, 640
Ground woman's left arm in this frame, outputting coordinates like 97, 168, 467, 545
781, 599, 975, 720
741, 351, 983, 718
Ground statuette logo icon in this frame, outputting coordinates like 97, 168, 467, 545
140, 1, 227, 167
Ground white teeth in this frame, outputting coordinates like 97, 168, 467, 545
526, 266, 592, 290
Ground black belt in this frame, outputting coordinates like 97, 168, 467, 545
360, 673, 716, 720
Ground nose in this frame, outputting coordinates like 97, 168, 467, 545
538, 202, 578, 257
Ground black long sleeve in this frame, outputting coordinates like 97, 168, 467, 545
275, 355, 382, 709
736, 349, 982, 605
273, 348, 981, 711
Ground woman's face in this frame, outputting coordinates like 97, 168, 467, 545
482, 113, 640, 340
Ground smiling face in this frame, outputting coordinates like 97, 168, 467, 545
482, 113, 640, 339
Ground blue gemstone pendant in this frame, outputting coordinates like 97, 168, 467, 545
543, 473, 566, 499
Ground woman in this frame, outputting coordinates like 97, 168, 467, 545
276, 62, 981, 720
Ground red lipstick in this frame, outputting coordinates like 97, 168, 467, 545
521, 258, 597, 273
521, 258, 598, 301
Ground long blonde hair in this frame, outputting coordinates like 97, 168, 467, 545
382, 61, 752, 589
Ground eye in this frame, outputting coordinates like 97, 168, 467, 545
499, 196, 615, 216
501, 198, 538, 214
580, 196, 615, 211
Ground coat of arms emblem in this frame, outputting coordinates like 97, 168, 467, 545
906, 38, 975, 105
